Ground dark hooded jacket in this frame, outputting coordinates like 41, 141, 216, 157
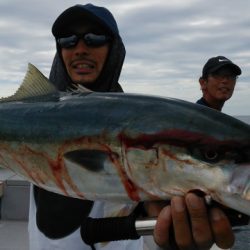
34, 4, 126, 240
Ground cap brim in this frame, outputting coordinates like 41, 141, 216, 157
210, 62, 242, 75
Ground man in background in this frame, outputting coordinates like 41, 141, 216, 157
197, 55, 241, 111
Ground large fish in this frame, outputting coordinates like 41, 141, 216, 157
0, 64, 249, 218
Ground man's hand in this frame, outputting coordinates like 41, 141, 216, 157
146, 193, 234, 249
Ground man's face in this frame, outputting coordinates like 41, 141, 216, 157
200, 66, 237, 102
60, 22, 110, 87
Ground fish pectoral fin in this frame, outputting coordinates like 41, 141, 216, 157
0, 63, 58, 103
64, 149, 110, 172
68, 83, 93, 93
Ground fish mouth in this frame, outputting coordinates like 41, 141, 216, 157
217, 163, 250, 216
182, 163, 250, 215
229, 163, 250, 201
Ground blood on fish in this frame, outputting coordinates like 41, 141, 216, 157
119, 130, 241, 148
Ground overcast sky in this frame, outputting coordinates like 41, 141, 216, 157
0, 0, 249, 115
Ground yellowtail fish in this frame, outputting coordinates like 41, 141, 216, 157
0, 64, 249, 217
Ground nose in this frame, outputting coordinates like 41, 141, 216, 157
220, 76, 230, 84
74, 39, 90, 55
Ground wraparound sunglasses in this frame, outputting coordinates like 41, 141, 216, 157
57, 33, 111, 48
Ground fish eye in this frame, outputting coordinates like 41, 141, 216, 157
203, 149, 220, 162
190, 146, 250, 164
189, 147, 221, 163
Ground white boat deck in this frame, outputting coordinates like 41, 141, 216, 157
0, 220, 29, 250
0, 169, 30, 250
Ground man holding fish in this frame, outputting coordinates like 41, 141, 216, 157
25, 3, 238, 250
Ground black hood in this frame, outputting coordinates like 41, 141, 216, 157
49, 4, 125, 92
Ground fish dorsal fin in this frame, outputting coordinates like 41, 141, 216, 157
0, 63, 58, 102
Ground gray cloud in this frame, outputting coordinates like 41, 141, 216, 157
0, 0, 249, 115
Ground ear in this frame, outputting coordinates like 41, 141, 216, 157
199, 77, 207, 91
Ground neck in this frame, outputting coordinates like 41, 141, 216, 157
202, 96, 224, 111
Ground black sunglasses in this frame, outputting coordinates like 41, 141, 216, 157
57, 33, 111, 48
210, 71, 238, 81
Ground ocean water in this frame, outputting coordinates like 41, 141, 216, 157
235, 115, 250, 125
231, 116, 250, 250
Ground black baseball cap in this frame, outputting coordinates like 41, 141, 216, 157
202, 56, 241, 77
